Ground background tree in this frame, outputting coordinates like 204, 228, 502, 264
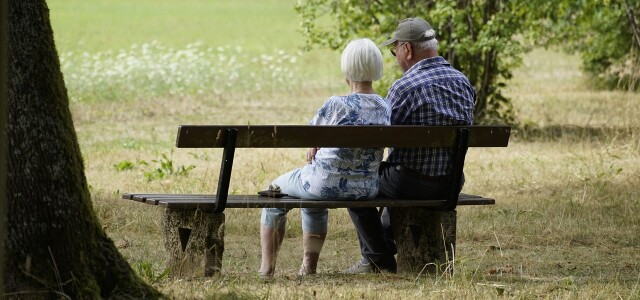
545, 0, 640, 90
295, 0, 638, 123
296, 0, 552, 124
4, 1, 162, 298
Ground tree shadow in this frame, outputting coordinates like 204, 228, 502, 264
512, 124, 638, 142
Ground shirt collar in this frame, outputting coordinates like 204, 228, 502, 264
405, 56, 450, 74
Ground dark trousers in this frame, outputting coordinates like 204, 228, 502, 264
348, 162, 458, 267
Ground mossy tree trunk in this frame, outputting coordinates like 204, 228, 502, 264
4, 1, 162, 298
1, 0, 8, 296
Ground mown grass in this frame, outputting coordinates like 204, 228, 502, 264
49, 0, 303, 53
48, 1, 640, 298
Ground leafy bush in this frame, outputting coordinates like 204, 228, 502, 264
545, 0, 640, 91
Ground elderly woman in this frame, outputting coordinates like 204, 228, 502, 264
259, 38, 390, 277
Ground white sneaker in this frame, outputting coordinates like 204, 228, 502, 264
342, 258, 374, 274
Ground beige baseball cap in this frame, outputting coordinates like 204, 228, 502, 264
380, 17, 435, 47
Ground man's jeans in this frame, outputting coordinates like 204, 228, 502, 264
348, 162, 459, 267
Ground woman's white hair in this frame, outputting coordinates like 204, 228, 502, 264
341, 38, 383, 82
412, 29, 438, 52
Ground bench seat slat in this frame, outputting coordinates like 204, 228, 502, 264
123, 193, 210, 202
122, 193, 494, 209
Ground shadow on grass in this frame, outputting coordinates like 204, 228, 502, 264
512, 124, 638, 143
475, 172, 639, 281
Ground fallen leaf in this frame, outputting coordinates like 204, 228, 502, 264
488, 265, 513, 275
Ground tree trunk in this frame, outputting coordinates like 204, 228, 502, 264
4, 1, 162, 298
624, 0, 640, 50
1, 0, 8, 296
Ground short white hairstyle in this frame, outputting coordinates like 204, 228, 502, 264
411, 29, 438, 52
341, 38, 383, 82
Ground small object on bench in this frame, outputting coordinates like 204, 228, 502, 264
257, 184, 288, 198
257, 190, 288, 198
123, 125, 510, 277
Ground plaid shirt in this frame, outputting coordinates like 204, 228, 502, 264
386, 56, 475, 176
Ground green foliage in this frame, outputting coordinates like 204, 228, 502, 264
544, 0, 640, 90
113, 160, 136, 172
134, 260, 170, 284
144, 151, 196, 182
113, 159, 149, 173
295, 0, 553, 124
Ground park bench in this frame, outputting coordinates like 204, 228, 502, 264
122, 125, 511, 277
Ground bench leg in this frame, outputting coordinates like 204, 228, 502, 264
162, 208, 225, 278
389, 208, 456, 274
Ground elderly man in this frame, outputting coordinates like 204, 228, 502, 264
344, 17, 476, 274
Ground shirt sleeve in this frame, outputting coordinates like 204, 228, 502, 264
309, 97, 344, 125
386, 85, 411, 125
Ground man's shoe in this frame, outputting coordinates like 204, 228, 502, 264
343, 257, 398, 274
342, 258, 374, 274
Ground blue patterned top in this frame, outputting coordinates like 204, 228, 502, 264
386, 56, 475, 176
299, 93, 391, 199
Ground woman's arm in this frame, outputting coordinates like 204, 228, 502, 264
306, 147, 319, 163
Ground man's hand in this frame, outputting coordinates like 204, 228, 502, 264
306, 147, 319, 164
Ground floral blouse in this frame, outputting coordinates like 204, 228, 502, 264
299, 93, 391, 199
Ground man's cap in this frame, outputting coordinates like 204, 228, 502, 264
380, 17, 435, 47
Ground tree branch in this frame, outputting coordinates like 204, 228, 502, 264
624, 0, 640, 49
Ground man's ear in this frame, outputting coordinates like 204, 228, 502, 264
406, 43, 413, 60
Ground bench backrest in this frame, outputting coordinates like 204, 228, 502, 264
176, 125, 511, 148
175, 125, 511, 213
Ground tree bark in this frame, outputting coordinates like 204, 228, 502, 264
624, 0, 640, 50
1, 0, 9, 296
4, 1, 162, 298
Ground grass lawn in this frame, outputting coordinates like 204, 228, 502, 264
48, 0, 640, 298
50, 0, 303, 52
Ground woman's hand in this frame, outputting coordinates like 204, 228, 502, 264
306, 147, 319, 164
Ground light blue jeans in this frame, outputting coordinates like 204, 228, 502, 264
260, 168, 328, 234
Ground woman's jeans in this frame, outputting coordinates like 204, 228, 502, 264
260, 168, 328, 234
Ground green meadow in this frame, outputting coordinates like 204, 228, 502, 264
49, 0, 639, 298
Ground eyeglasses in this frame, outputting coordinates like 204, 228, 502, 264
390, 42, 407, 56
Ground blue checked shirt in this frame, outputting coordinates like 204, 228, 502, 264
386, 56, 475, 176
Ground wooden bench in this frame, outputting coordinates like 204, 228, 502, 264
123, 125, 511, 277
